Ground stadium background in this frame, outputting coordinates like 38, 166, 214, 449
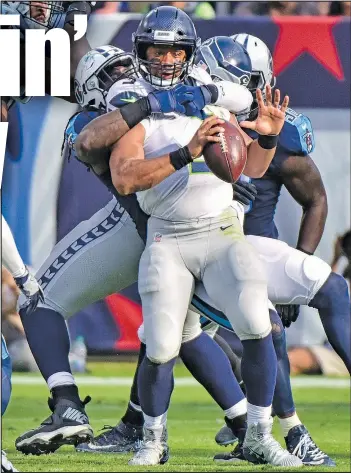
2, 12, 350, 355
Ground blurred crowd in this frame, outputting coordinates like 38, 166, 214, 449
86, 1, 351, 18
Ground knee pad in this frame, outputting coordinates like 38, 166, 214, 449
285, 253, 331, 303
182, 309, 202, 343
146, 341, 181, 364
309, 272, 350, 309
137, 323, 146, 344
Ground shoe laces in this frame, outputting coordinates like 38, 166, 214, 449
292, 433, 327, 461
258, 432, 292, 463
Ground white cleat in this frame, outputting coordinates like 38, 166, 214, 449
1, 451, 19, 472
128, 426, 169, 466
243, 418, 303, 467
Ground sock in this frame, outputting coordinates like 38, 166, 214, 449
309, 273, 351, 374
247, 402, 272, 425
279, 412, 302, 437
129, 343, 146, 406
270, 310, 296, 417
19, 307, 72, 380
51, 384, 81, 405
121, 402, 144, 427
224, 398, 247, 419
137, 356, 176, 417
47, 372, 76, 390
143, 412, 167, 429
213, 332, 243, 385
241, 334, 277, 407
179, 332, 245, 410
224, 413, 247, 442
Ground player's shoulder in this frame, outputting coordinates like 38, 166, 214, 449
64, 108, 101, 147
106, 77, 152, 111
279, 107, 315, 156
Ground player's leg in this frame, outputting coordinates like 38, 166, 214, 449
16, 198, 144, 455
202, 212, 302, 467
247, 235, 350, 375
129, 225, 195, 466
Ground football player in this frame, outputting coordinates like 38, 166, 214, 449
192, 34, 347, 466
15, 42, 253, 456
108, 6, 298, 468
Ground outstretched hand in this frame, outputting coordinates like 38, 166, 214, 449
240, 85, 289, 136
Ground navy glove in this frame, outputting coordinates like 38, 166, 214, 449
233, 180, 258, 207
147, 84, 215, 119
275, 304, 300, 328
15, 268, 44, 317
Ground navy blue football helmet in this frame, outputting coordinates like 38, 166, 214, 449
132, 6, 201, 88
195, 36, 252, 86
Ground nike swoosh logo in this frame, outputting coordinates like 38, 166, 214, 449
220, 225, 233, 231
120, 97, 138, 104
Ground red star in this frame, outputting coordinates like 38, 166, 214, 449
272, 16, 344, 81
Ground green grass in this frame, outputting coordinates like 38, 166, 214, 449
2, 363, 350, 472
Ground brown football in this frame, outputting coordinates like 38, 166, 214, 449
203, 120, 247, 183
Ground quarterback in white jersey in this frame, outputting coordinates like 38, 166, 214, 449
110, 5, 300, 468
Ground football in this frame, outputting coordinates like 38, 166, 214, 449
203, 120, 247, 183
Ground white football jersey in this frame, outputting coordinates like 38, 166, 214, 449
106, 70, 242, 221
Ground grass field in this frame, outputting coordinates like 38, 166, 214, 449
2, 362, 350, 472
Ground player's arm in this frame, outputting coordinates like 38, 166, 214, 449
110, 116, 223, 195
75, 99, 149, 165
280, 154, 328, 254
63, 2, 93, 75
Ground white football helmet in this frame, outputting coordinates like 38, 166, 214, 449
74, 46, 137, 110
1, 1, 64, 30
231, 34, 276, 93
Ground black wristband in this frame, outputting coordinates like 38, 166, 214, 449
169, 146, 193, 171
120, 97, 150, 129
296, 246, 314, 256
64, 2, 92, 27
258, 134, 278, 149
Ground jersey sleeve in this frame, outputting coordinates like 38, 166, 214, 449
106, 79, 151, 112
64, 110, 100, 149
279, 108, 315, 156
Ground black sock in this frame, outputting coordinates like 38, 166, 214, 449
121, 402, 144, 427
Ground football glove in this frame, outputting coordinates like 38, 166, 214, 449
275, 304, 300, 328
15, 267, 44, 316
233, 180, 257, 207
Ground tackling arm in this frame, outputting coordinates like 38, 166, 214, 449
280, 154, 328, 254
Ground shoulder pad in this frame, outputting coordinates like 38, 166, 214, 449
279, 107, 315, 156
64, 110, 100, 149
106, 78, 152, 111
189, 65, 213, 86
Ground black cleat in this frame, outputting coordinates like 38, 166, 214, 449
214, 441, 246, 463
76, 421, 143, 454
214, 414, 247, 463
15, 396, 93, 455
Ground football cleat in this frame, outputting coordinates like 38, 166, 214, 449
15, 396, 93, 455
214, 441, 246, 463
214, 414, 246, 462
243, 418, 303, 467
76, 421, 143, 454
215, 424, 237, 446
1, 451, 18, 472
285, 424, 336, 466
128, 425, 169, 466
